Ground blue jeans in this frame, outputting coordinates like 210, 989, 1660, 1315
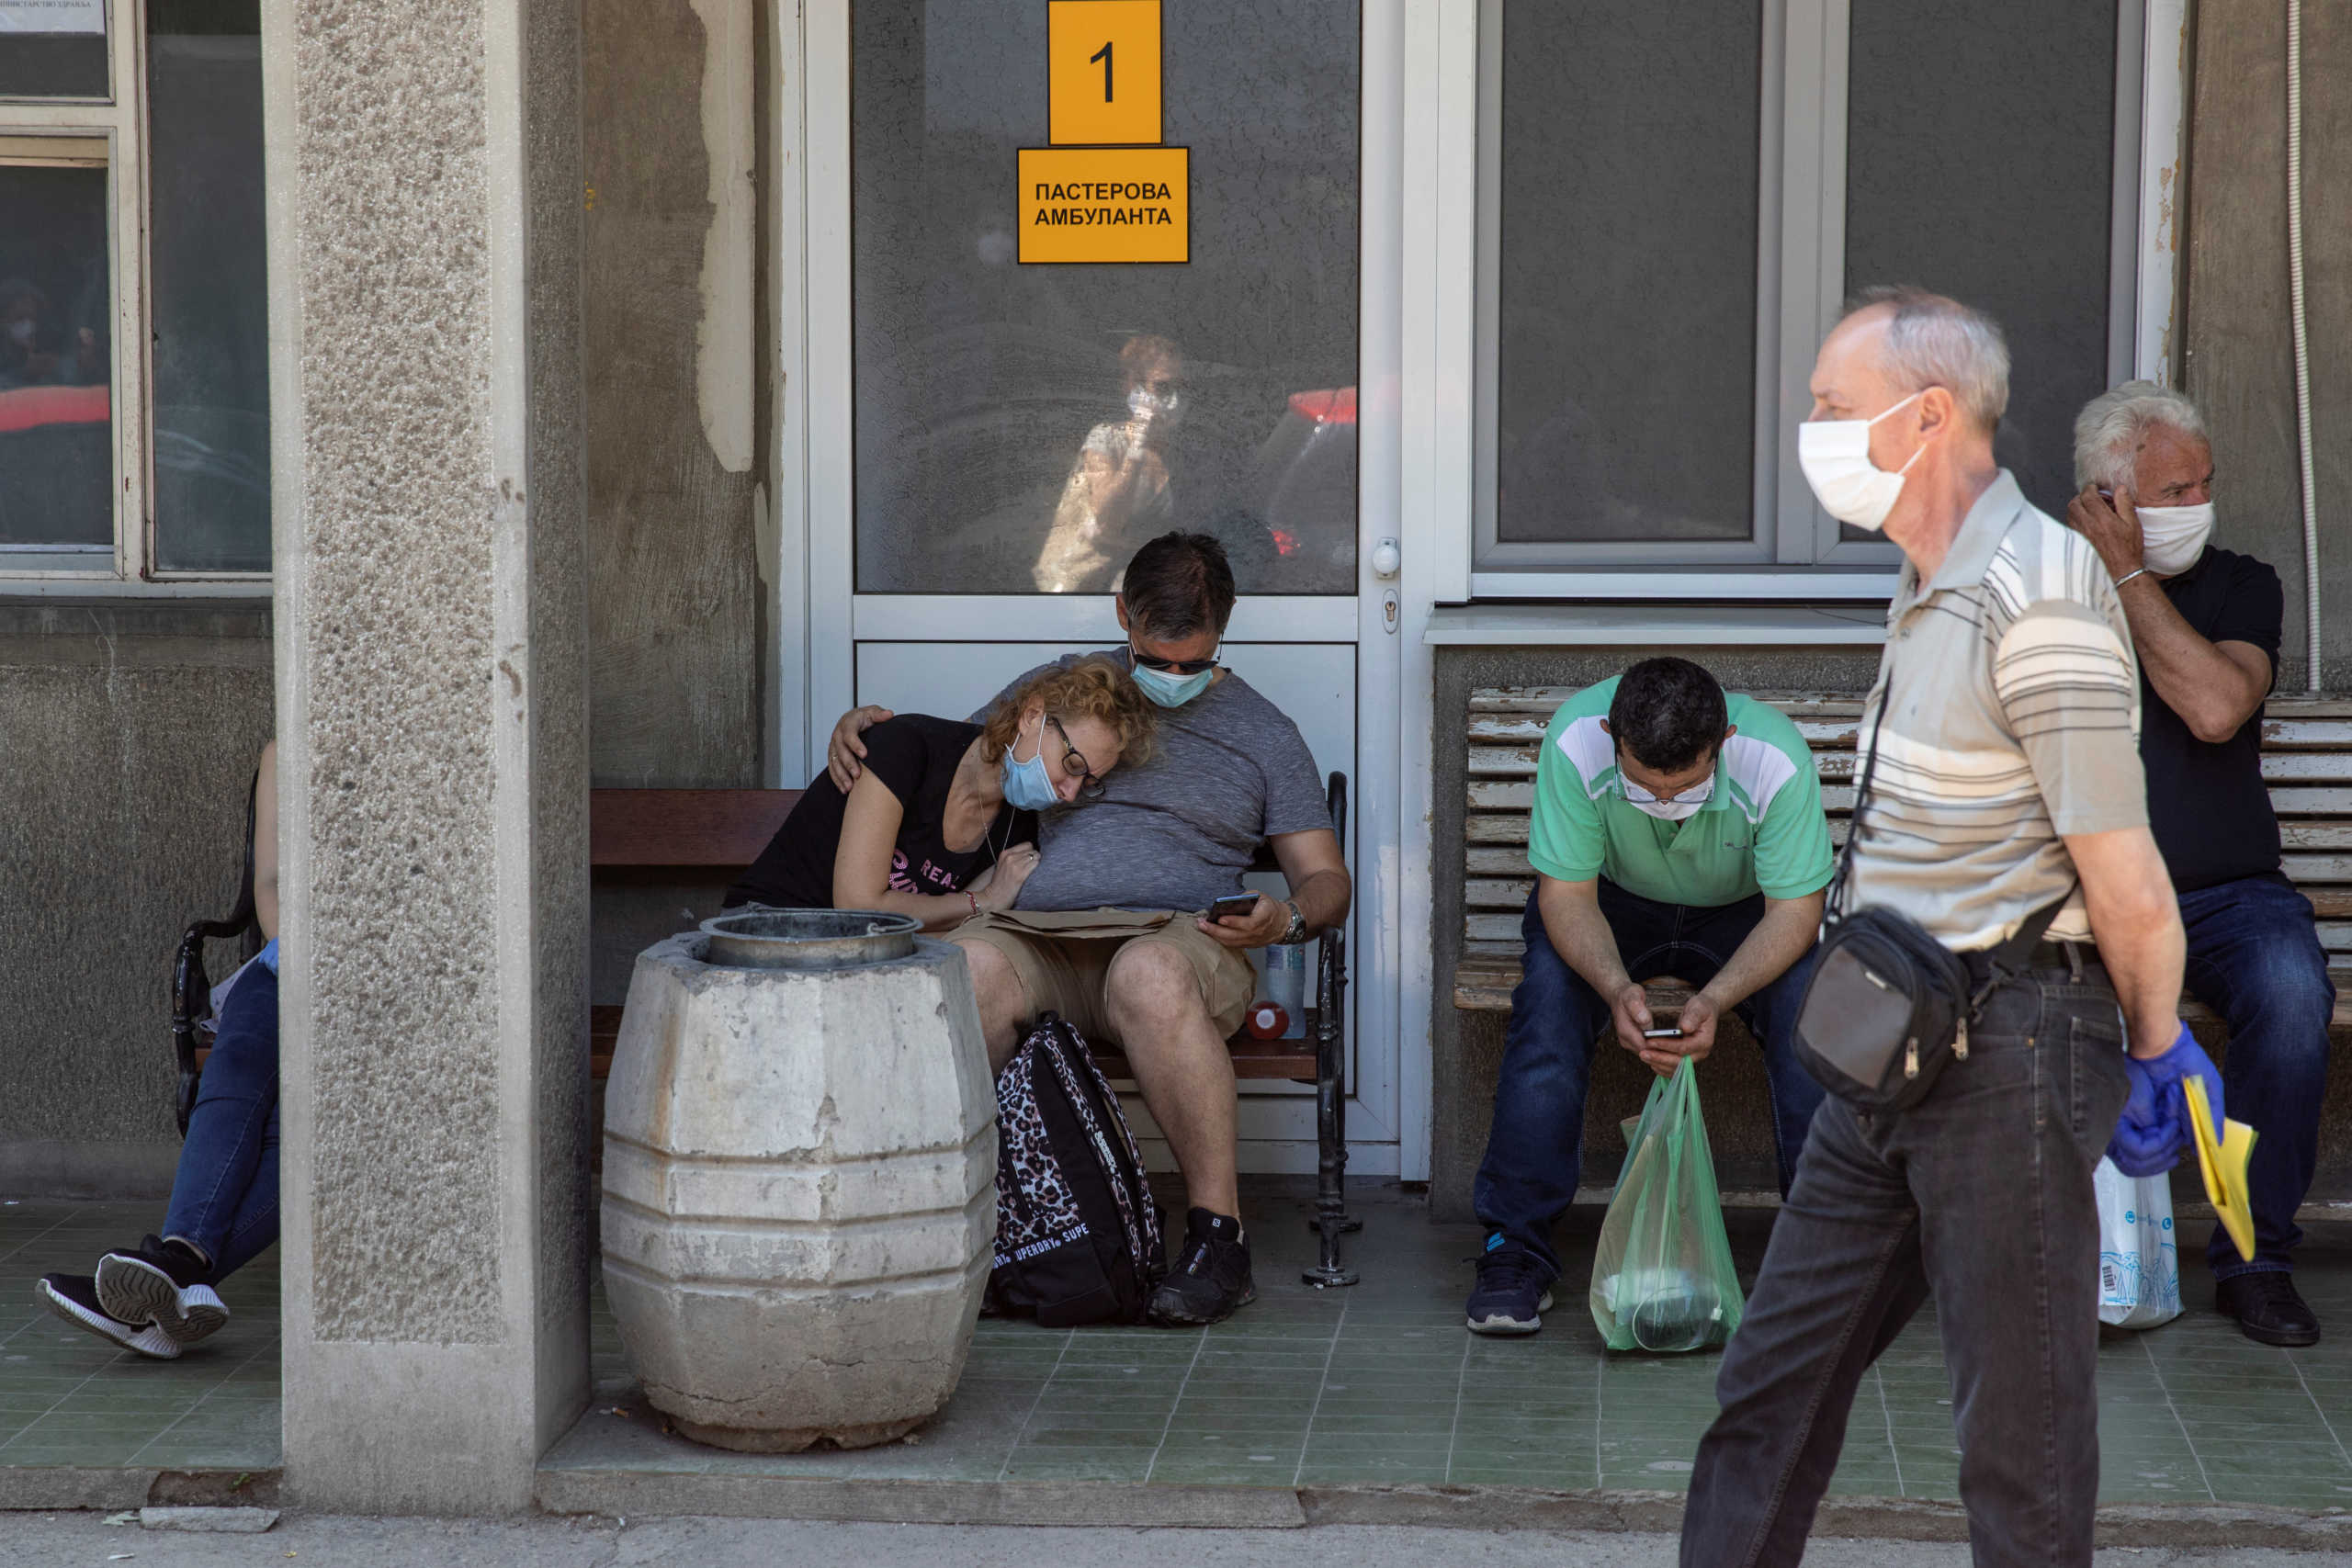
1472, 882, 1825, 1277
1683, 968, 2131, 1566
162, 962, 279, 1281
2178, 873, 2336, 1280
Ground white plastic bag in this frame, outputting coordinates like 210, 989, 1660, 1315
2095, 1156, 2182, 1330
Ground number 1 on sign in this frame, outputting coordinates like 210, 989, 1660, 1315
1047, 1, 1159, 145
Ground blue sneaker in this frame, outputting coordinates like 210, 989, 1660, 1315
1465, 1236, 1554, 1336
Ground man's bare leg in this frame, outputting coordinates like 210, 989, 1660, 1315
1102, 942, 1238, 1217
952, 939, 1034, 1071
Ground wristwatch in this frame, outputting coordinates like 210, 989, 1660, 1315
1275, 899, 1310, 945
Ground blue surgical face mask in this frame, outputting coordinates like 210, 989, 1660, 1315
1128, 644, 1217, 708
1001, 723, 1060, 811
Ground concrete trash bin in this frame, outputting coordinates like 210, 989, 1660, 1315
600, 910, 997, 1452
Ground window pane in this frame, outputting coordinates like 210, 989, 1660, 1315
1491, 1, 1760, 548
148, 0, 269, 572
0, 1, 109, 99
852, 0, 1360, 595
1845, 0, 2115, 520
0, 162, 112, 561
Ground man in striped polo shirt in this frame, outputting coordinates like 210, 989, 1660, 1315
1466, 656, 1834, 1337
1682, 288, 2208, 1567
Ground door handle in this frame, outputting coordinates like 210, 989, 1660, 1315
1371, 537, 1400, 580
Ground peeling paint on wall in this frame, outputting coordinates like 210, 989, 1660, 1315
693, 0, 756, 474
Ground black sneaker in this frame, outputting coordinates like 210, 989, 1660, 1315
97, 1235, 228, 1347
1148, 1208, 1255, 1326
2218, 1271, 2322, 1348
37, 1274, 182, 1359
1465, 1235, 1554, 1336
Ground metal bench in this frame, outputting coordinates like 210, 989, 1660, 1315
1453, 690, 2352, 1031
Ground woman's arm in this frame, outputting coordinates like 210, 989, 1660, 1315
831, 771, 1020, 931
254, 739, 279, 942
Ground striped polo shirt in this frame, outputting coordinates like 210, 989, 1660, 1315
1845, 471, 2146, 950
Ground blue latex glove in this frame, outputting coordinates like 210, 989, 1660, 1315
2107, 1022, 2223, 1178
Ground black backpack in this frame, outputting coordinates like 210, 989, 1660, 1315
987, 1014, 1165, 1326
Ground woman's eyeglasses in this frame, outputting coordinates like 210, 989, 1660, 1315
1044, 715, 1108, 800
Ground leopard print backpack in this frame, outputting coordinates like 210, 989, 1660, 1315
987, 1013, 1165, 1325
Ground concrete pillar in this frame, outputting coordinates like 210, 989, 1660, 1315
264, 0, 588, 1514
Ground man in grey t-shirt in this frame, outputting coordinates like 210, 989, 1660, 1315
829, 533, 1351, 1327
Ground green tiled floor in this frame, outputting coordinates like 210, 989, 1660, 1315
0, 1200, 279, 1471
550, 1181, 2352, 1512
9, 1184, 2352, 1515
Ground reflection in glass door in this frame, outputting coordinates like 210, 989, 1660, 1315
802, 1, 1404, 1175
849, 0, 1360, 598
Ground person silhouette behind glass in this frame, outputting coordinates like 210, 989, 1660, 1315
1034, 333, 1184, 593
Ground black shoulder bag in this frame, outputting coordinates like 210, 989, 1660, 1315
1792, 674, 2074, 1114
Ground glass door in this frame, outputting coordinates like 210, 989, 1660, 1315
800, 0, 1406, 1176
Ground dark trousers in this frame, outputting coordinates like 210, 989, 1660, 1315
2177, 873, 2336, 1279
1680, 969, 2131, 1568
1472, 881, 1825, 1277
161, 964, 279, 1281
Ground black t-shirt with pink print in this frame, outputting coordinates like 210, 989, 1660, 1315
725, 715, 1035, 910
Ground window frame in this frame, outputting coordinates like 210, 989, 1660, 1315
1465, 0, 2153, 597
0, 0, 267, 592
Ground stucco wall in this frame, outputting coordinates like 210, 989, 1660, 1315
0, 602, 273, 1198
2188, 0, 2352, 687
266, 0, 589, 1511
582, 0, 768, 1007
582, 0, 762, 790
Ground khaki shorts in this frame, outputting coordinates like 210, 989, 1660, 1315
951, 908, 1258, 1045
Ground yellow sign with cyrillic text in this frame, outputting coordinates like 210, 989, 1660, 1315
1048, 0, 1161, 146
1018, 146, 1190, 264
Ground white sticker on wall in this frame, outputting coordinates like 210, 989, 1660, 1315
0, 0, 105, 34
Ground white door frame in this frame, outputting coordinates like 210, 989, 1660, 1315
786, 0, 1412, 1174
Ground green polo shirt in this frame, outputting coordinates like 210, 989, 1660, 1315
1526, 678, 1835, 908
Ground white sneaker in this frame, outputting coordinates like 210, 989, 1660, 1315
38, 1274, 182, 1359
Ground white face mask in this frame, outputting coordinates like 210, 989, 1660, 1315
1622, 773, 1712, 822
2137, 501, 2215, 577
1128, 387, 1182, 427
1797, 391, 1926, 532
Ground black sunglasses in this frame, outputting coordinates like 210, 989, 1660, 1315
1129, 643, 1220, 677
1044, 715, 1108, 800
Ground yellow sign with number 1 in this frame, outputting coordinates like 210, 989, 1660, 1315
1049, 1, 1161, 146
2184, 1075, 2258, 1263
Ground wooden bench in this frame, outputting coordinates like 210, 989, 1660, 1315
1453, 690, 2352, 1031
588, 780, 1362, 1288
174, 778, 1362, 1286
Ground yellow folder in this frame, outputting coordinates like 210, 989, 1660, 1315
2183, 1076, 2258, 1264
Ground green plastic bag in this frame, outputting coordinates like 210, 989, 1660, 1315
1589, 1058, 1744, 1352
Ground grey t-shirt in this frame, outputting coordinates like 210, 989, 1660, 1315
972, 651, 1332, 912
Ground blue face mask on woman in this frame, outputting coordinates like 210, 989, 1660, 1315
1002, 723, 1061, 810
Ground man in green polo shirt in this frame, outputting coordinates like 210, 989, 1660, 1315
1466, 657, 1834, 1336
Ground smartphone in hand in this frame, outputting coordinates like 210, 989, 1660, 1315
1642, 1027, 1685, 1040
1208, 893, 1260, 921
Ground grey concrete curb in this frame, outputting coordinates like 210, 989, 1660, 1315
1298, 1485, 2352, 1550
0, 1467, 154, 1511
537, 1471, 2352, 1548
0, 1468, 282, 1513
533, 1472, 1310, 1528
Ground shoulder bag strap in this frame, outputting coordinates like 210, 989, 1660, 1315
1826, 663, 1895, 922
